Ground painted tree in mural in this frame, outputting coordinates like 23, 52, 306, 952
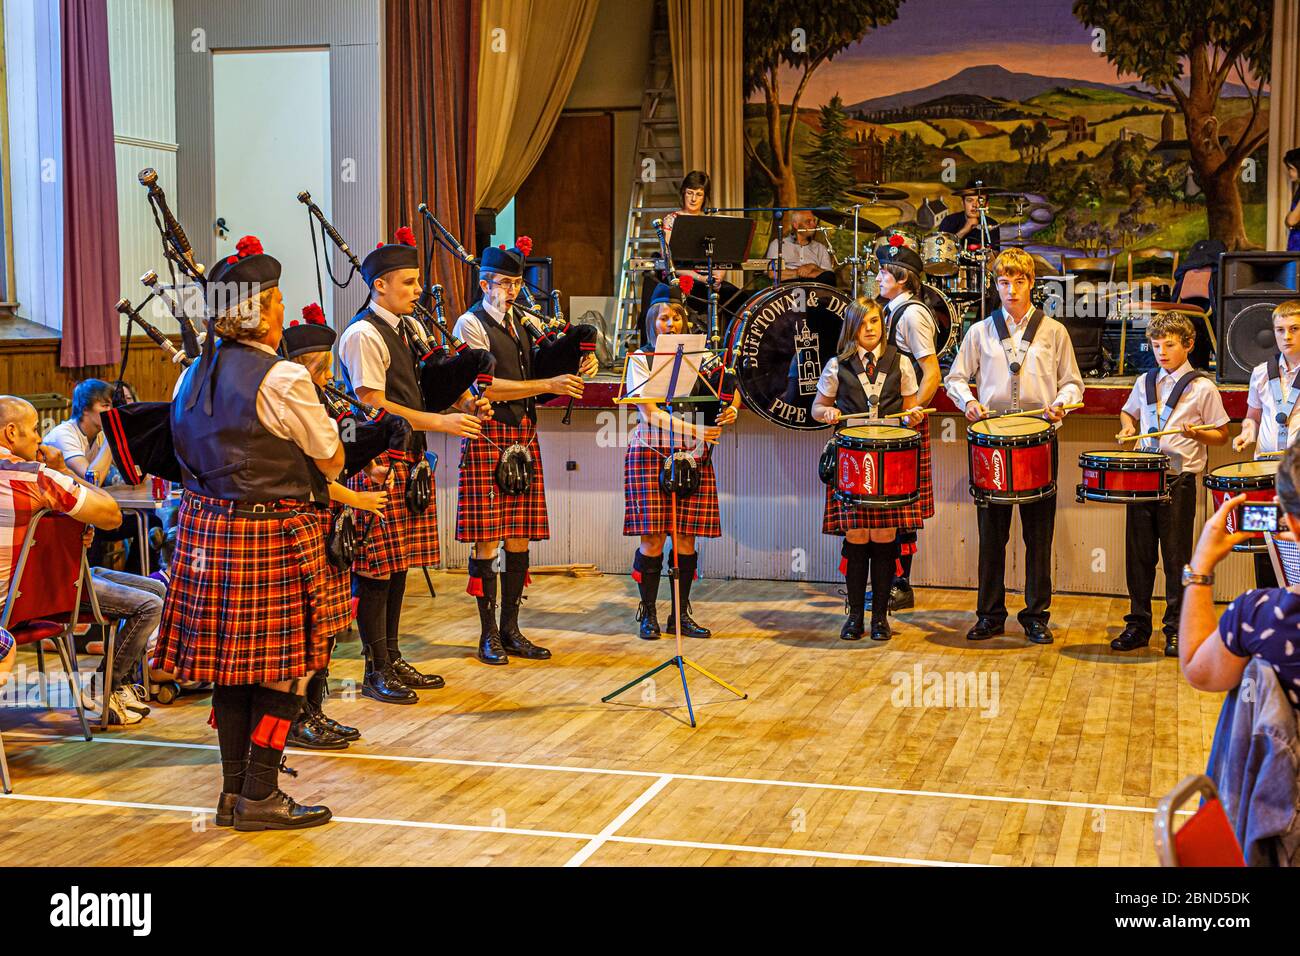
805, 95, 855, 206
744, 0, 903, 207
1074, 0, 1271, 250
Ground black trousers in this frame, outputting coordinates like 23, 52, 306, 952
976, 494, 1057, 626
1124, 472, 1197, 637
1254, 552, 1279, 589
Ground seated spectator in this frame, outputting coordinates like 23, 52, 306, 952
1180, 444, 1300, 702
43, 379, 120, 486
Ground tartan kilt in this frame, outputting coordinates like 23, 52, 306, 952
152, 492, 345, 684
622, 441, 721, 537
821, 417, 933, 534
456, 418, 549, 543
347, 453, 440, 576
916, 417, 935, 520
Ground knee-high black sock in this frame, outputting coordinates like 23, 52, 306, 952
843, 542, 869, 615
385, 571, 408, 663
898, 551, 914, 583
633, 549, 663, 614
243, 686, 306, 801
211, 683, 255, 795
353, 574, 390, 672
306, 669, 327, 715
870, 540, 898, 623
467, 556, 499, 635
669, 551, 699, 618
500, 550, 529, 631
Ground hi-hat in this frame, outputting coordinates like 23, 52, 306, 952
850, 184, 909, 202
817, 208, 880, 232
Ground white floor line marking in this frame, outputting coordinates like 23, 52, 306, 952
0, 790, 967, 866
5, 731, 1192, 816
564, 775, 671, 867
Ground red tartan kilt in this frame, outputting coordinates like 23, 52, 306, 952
917, 417, 935, 519
623, 441, 720, 537
347, 453, 440, 576
153, 492, 344, 684
822, 417, 933, 533
456, 418, 549, 543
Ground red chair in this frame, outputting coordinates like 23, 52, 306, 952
0, 509, 93, 793
1155, 774, 1245, 866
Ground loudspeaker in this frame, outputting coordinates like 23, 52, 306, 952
1216, 252, 1300, 383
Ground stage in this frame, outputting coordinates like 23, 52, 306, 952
0, 572, 1219, 866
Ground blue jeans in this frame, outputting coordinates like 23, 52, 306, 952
88, 569, 166, 689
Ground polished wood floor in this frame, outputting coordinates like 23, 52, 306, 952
0, 572, 1225, 866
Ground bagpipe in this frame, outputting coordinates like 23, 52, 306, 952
300, 191, 495, 415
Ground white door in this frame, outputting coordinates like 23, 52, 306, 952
212, 49, 331, 324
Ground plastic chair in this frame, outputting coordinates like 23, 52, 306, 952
1154, 774, 1245, 867
1114, 264, 1217, 373
0, 510, 93, 793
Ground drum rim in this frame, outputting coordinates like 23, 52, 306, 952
1203, 468, 1277, 489
1078, 449, 1171, 470
833, 489, 921, 508
968, 420, 1054, 447
1075, 484, 1171, 504
970, 482, 1058, 504
1204, 459, 1279, 481
839, 423, 918, 440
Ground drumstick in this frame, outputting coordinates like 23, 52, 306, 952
839, 407, 936, 423
990, 402, 1085, 419
1119, 423, 1216, 443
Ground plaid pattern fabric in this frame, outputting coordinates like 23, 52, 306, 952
0, 452, 85, 597
622, 441, 721, 537
153, 492, 344, 684
822, 420, 932, 534
347, 453, 440, 576
456, 418, 549, 543
916, 417, 935, 519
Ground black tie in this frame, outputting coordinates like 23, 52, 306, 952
864, 354, 876, 379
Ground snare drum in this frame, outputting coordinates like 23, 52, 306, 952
922, 233, 959, 276
967, 417, 1057, 505
1204, 459, 1278, 553
1076, 450, 1170, 504
834, 424, 921, 508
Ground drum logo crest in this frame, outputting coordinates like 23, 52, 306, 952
839, 452, 861, 493
794, 319, 820, 396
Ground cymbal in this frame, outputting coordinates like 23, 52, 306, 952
850, 184, 910, 202
955, 184, 1000, 197
816, 209, 881, 232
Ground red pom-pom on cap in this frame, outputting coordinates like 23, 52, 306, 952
677, 274, 694, 297
515, 236, 534, 257
226, 255, 239, 265
289, 319, 301, 327
302, 303, 326, 325
235, 235, 264, 257
888, 233, 905, 247
394, 226, 416, 247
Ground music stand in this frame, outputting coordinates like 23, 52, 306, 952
669, 214, 755, 344
604, 338, 746, 727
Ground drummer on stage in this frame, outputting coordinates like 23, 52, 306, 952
938, 190, 1001, 251
812, 298, 927, 642
766, 209, 835, 285
944, 248, 1082, 645
875, 240, 941, 610
624, 278, 740, 640
1233, 299, 1300, 588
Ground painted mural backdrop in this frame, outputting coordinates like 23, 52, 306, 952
742, 0, 1272, 264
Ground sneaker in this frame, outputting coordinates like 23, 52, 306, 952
119, 683, 152, 716
83, 689, 144, 726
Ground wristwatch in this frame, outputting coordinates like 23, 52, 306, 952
1181, 564, 1214, 587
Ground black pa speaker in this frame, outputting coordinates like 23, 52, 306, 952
1216, 252, 1300, 383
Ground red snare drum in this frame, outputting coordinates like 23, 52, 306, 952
833, 424, 921, 508
1204, 459, 1278, 553
967, 416, 1057, 505
1076, 450, 1170, 504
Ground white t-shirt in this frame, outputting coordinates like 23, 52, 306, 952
883, 292, 938, 360
1121, 362, 1229, 474
42, 419, 117, 485
764, 237, 833, 272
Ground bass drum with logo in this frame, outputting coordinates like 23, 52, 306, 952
913, 283, 958, 364
725, 282, 850, 430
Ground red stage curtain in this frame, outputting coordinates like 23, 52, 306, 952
384, 0, 479, 316
59, 0, 121, 368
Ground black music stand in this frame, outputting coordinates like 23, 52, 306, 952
669, 215, 755, 343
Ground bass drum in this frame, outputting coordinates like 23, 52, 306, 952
726, 282, 850, 430
915, 283, 958, 363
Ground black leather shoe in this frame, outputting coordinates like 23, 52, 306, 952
1025, 621, 1055, 645
317, 711, 360, 741
966, 618, 1005, 641
889, 583, 915, 612
666, 611, 711, 639
637, 602, 661, 640
215, 791, 239, 828
286, 713, 349, 750
500, 624, 552, 660
870, 618, 892, 642
1110, 625, 1151, 652
477, 629, 509, 665
1163, 634, 1179, 658
840, 609, 865, 641
361, 666, 418, 704
233, 789, 332, 831
391, 657, 445, 690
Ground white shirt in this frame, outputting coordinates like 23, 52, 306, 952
454, 298, 522, 357
1122, 361, 1229, 474
42, 419, 119, 486
764, 236, 833, 273
944, 307, 1083, 414
883, 292, 937, 361
1247, 355, 1300, 454
172, 340, 341, 460
337, 301, 405, 392
816, 343, 919, 406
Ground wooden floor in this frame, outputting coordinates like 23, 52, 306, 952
0, 572, 1225, 866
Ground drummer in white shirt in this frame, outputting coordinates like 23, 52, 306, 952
944, 248, 1083, 646
765, 209, 835, 285
1233, 299, 1300, 587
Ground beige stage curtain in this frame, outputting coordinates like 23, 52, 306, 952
1267, 0, 1299, 250
475, 0, 599, 213
667, 0, 744, 215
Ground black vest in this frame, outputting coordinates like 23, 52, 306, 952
343, 308, 426, 452
172, 340, 328, 504
835, 346, 904, 417
472, 301, 539, 427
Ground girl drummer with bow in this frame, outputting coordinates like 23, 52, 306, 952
812, 297, 927, 642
